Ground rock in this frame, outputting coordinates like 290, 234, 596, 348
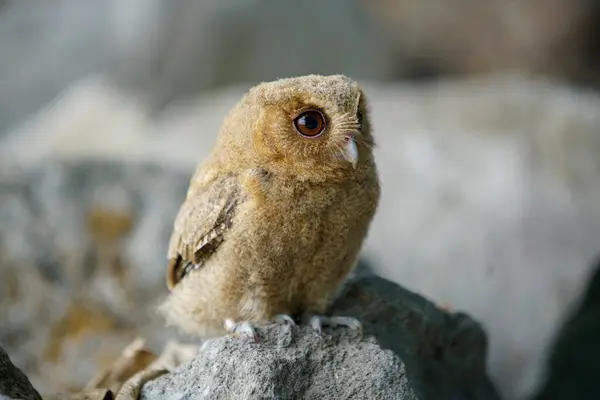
140, 275, 498, 400
0, 345, 42, 400
0, 160, 191, 393
363, 75, 600, 399
530, 255, 600, 399
332, 275, 501, 400
141, 323, 417, 400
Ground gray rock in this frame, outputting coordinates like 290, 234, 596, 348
142, 323, 417, 400
530, 255, 600, 400
141, 275, 499, 400
0, 160, 191, 393
0, 345, 42, 400
0, 159, 190, 298
331, 276, 501, 400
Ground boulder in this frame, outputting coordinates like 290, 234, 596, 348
332, 275, 500, 399
141, 325, 417, 400
0, 345, 42, 400
530, 256, 600, 399
141, 274, 500, 400
0, 160, 189, 393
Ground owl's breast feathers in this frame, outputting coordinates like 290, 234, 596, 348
166, 164, 376, 290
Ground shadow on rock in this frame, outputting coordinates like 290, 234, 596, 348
530, 255, 600, 400
332, 274, 501, 400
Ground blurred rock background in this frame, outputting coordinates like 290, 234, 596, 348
0, 1, 599, 399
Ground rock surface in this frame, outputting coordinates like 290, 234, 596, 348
0, 346, 42, 400
2, 75, 600, 399
331, 275, 500, 400
530, 255, 600, 399
0, 160, 189, 393
141, 324, 417, 400
141, 274, 499, 400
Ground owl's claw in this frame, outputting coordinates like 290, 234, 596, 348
224, 313, 357, 342
224, 319, 259, 343
274, 314, 297, 327
302, 313, 362, 335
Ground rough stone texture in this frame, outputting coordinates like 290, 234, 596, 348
2, 75, 600, 399
0, 345, 42, 400
0, 160, 190, 394
141, 275, 499, 400
141, 324, 417, 400
530, 255, 600, 400
331, 275, 500, 400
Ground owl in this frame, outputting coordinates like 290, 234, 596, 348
160, 74, 380, 340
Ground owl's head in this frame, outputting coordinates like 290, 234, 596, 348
216, 75, 374, 181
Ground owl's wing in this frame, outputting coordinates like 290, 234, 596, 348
166, 173, 241, 290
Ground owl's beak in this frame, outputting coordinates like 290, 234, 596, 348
342, 135, 359, 169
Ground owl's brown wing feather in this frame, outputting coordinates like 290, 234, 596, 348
166, 174, 240, 290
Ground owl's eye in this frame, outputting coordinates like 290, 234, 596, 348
294, 110, 326, 137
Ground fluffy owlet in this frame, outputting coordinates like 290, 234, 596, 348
160, 74, 380, 340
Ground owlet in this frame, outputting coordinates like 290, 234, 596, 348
160, 74, 380, 340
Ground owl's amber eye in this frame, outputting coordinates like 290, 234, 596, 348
294, 110, 326, 137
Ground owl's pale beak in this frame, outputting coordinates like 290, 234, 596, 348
343, 135, 359, 169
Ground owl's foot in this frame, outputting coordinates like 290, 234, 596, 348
224, 319, 259, 343
223, 314, 297, 343
301, 313, 362, 335
273, 314, 296, 327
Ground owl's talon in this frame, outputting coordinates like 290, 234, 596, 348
302, 313, 362, 335
224, 319, 259, 343
309, 315, 323, 334
274, 314, 296, 327
329, 316, 363, 332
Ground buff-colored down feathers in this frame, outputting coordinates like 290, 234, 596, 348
160, 75, 380, 337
